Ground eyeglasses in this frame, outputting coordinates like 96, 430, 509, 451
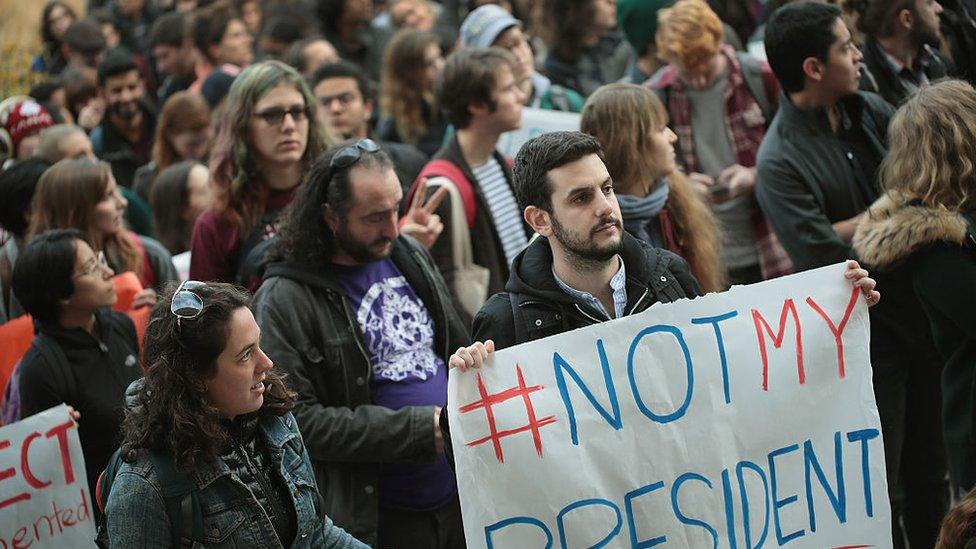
171, 280, 207, 322
253, 105, 310, 126
74, 250, 108, 278
329, 139, 381, 170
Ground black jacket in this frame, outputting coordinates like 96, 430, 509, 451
472, 233, 703, 351
755, 91, 894, 271
854, 195, 976, 489
19, 309, 141, 497
860, 38, 953, 107
91, 100, 157, 188
251, 235, 468, 546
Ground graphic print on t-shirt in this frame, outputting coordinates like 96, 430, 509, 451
355, 275, 440, 382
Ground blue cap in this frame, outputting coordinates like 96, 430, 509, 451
460, 4, 521, 49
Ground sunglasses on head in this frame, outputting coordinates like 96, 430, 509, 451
171, 280, 206, 328
329, 139, 382, 171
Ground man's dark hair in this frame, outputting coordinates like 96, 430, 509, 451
11, 229, 88, 324
848, 0, 916, 39
513, 131, 605, 212
316, 0, 347, 35
261, 3, 315, 44
29, 79, 63, 103
274, 142, 393, 265
62, 19, 107, 54
765, 2, 842, 93
192, 1, 237, 63
0, 158, 51, 239
148, 11, 186, 50
97, 51, 140, 86
307, 60, 374, 102
436, 48, 517, 129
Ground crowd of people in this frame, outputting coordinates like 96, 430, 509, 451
1, 0, 976, 547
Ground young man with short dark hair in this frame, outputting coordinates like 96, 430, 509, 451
855, 0, 953, 106
92, 52, 157, 188
308, 61, 426, 190
757, 4, 947, 547
412, 48, 529, 324
148, 11, 201, 102
62, 19, 108, 70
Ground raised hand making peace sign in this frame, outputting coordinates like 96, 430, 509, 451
399, 177, 449, 249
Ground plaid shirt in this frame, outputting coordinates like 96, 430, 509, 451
647, 45, 793, 280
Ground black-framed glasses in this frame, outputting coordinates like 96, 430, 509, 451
171, 280, 206, 322
253, 105, 311, 126
330, 139, 381, 170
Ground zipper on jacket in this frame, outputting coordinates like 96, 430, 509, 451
335, 292, 371, 379
626, 287, 650, 316
238, 441, 282, 531
574, 303, 604, 325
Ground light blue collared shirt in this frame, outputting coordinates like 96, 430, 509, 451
552, 256, 628, 320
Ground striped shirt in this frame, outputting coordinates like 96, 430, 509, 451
472, 158, 528, 266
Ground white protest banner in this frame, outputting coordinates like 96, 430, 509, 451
0, 404, 95, 548
448, 263, 891, 548
496, 107, 581, 158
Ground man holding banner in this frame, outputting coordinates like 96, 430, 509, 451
446, 131, 888, 548
449, 131, 879, 361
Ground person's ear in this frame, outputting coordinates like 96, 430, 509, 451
898, 8, 914, 31
322, 202, 340, 233
468, 100, 489, 119
524, 205, 552, 237
362, 97, 374, 120
801, 56, 825, 84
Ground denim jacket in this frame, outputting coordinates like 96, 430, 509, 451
105, 412, 367, 548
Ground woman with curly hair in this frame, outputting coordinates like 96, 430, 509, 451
581, 83, 727, 292
104, 281, 368, 548
29, 158, 178, 297
189, 60, 330, 288
376, 29, 447, 157
854, 79, 976, 498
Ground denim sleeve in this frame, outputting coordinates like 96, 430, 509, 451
316, 514, 371, 549
105, 469, 172, 549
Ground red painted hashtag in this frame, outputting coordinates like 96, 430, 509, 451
458, 364, 556, 463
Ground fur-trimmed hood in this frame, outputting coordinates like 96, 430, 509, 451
853, 193, 972, 269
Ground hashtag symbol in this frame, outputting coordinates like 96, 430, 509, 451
458, 364, 557, 463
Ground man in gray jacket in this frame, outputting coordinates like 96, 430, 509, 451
253, 141, 468, 548
757, 4, 947, 547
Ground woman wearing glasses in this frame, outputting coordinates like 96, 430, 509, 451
12, 229, 141, 500
29, 158, 178, 300
189, 60, 331, 289
105, 281, 368, 548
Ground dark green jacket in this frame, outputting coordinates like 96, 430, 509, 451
251, 235, 468, 546
854, 195, 976, 490
755, 91, 894, 271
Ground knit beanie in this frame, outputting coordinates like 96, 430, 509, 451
616, 0, 675, 55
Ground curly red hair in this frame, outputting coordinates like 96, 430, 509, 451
656, 0, 724, 70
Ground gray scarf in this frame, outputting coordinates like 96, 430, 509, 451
616, 181, 670, 246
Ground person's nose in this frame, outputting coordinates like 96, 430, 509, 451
116, 190, 128, 210
256, 347, 274, 373
280, 112, 298, 132
666, 127, 677, 144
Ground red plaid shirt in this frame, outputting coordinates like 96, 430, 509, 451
647, 45, 793, 280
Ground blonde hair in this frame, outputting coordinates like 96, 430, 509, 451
581, 83, 726, 292
656, 0, 724, 70
881, 79, 976, 214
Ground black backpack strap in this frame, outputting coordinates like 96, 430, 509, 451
32, 332, 75, 400
147, 451, 202, 548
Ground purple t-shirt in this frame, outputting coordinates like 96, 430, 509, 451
332, 258, 455, 511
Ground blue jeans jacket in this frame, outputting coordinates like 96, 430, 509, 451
105, 412, 368, 548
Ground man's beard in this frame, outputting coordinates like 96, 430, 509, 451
110, 100, 139, 121
910, 18, 942, 49
334, 224, 393, 264
550, 213, 623, 270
